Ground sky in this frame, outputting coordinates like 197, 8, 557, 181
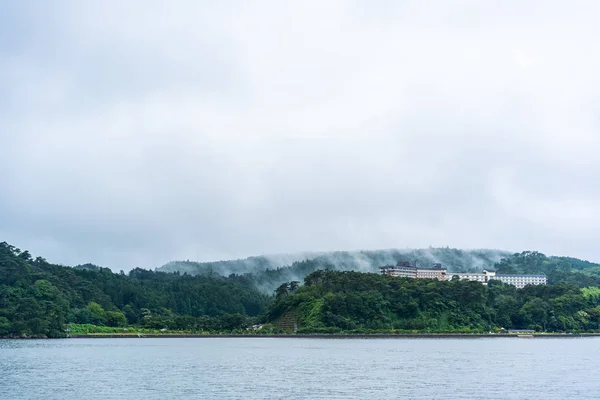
1, 1, 600, 270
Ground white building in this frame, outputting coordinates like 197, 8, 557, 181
382, 265, 547, 288
449, 270, 547, 288
416, 263, 447, 280
448, 270, 496, 283
494, 274, 547, 289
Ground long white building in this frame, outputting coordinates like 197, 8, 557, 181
380, 263, 547, 288
448, 270, 547, 288
493, 273, 547, 288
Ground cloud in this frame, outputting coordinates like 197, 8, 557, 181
1, 0, 600, 270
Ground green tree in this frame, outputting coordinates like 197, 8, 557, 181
0, 316, 11, 336
85, 302, 107, 326
105, 311, 127, 327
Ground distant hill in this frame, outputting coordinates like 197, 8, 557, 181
158, 253, 323, 277
157, 248, 511, 293
551, 256, 600, 277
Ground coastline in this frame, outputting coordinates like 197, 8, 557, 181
61, 333, 600, 339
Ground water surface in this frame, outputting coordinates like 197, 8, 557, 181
0, 338, 596, 399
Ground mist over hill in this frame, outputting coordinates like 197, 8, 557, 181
157, 248, 511, 293
3, 239, 600, 338
158, 252, 324, 277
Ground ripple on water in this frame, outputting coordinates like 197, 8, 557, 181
0, 338, 598, 399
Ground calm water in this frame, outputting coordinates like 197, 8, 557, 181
0, 337, 597, 399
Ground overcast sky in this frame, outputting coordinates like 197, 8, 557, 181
1, 1, 599, 270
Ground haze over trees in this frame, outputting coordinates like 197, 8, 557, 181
2, 241, 600, 337
158, 248, 511, 293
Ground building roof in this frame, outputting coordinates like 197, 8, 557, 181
496, 274, 546, 278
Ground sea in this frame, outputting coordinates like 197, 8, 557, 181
0, 337, 597, 399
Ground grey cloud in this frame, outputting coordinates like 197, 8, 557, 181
1, 1, 600, 270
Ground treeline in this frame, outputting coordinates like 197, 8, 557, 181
4, 240, 600, 338
268, 270, 600, 333
0, 242, 271, 337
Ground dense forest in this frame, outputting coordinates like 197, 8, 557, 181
0, 242, 270, 338
2, 241, 600, 337
267, 270, 600, 333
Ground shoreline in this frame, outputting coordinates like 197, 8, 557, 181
59, 333, 600, 339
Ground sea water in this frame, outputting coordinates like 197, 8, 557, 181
0, 337, 597, 399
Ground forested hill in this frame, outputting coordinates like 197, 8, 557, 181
158, 248, 511, 293
267, 270, 600, 333
0, 242, 271, 338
